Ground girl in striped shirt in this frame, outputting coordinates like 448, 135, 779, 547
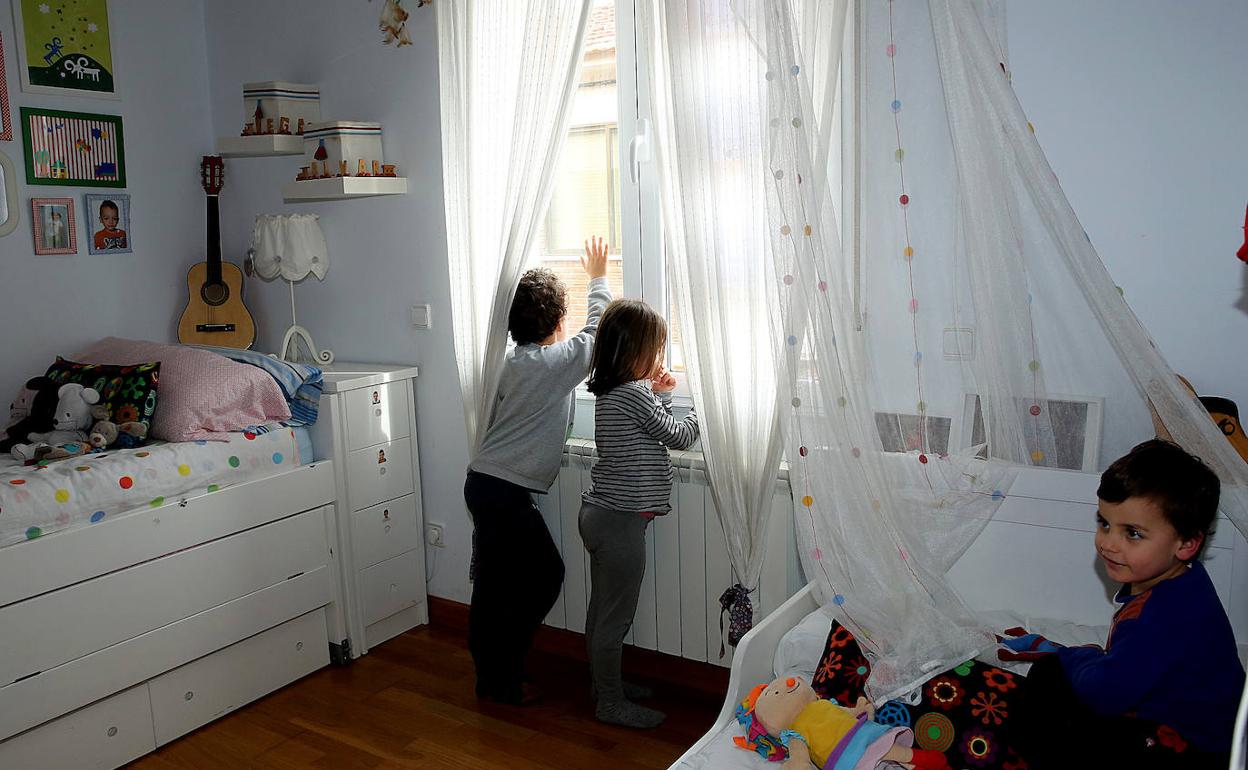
580, 299, 699, 728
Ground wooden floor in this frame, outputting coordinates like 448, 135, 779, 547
127, 619, 724, 769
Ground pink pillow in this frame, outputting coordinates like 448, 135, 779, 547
74, 338, 291, 441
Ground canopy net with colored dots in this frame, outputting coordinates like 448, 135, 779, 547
638, 0, 1247, 702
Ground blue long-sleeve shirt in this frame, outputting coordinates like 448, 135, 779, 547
1057, 560, 1244, 753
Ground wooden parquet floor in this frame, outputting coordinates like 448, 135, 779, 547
126, 619, 725, 769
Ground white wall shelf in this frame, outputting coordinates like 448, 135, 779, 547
281, 177, 408, 202
216, 135, 305, 157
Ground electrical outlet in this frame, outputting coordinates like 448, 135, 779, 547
425, 522, 444, 548
410, 304, 433, 329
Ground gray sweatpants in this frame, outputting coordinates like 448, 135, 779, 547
579, 500, 650, 704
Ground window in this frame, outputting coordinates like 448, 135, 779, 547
532, 0, 674, 376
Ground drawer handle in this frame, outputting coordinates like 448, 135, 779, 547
390, 583, 398, 593
375, 408, 383, 417
296, 641, 304, 651
185, 691, 194, 701
379, 467, 387, 476
107, 726, 118, 737
384, 524, 392, 534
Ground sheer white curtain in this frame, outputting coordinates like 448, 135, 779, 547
438, 0, 593, 454
639, 0, 1246, 704
636, 1, 815, 633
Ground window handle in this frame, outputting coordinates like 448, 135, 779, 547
629, 118, 652, 185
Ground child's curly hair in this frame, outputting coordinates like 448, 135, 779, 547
508, 268, 568, 345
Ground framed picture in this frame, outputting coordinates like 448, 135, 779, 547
0, 32, 12, 140
949, 393, 1105, 472
11, 0, 117, 98
84, 192, 130, 254
21, 107, 125, 187
31, 197, 76, 255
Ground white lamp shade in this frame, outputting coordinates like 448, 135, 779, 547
250, 213, 329, 281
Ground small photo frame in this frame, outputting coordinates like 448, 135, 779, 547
31, 197, 76, 255
84, 192, 131, 254
21, 107, 126, 187
11, 0, 118, 99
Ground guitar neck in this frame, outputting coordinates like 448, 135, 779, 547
206, 194, 222, 285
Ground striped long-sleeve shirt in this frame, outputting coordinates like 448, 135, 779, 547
583, 381, 699, 514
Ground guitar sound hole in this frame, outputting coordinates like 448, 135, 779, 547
201, 282, 230, 307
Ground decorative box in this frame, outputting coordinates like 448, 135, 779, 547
242, 81, 321, 136
298, 121, 397, 180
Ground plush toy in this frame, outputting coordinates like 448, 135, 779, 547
12, 383, 100, 461
114, 421, 148, 449
0, 376, 61, 453
86, 403, 148, 450
735, 675, 951, 770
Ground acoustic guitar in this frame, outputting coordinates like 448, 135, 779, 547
177, 156, 256, 348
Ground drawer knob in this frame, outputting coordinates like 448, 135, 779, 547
107, 726, 118, 737
379, 467, 386, 476
384, 524, 392, 534
185, 691, 194, 701
296, 641, 304, 651
375, 408, 383, 417
390, 583, 398, 593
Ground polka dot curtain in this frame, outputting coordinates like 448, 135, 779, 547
639, 0, 1247, 702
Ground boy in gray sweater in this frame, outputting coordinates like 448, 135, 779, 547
464, 236, 610, 705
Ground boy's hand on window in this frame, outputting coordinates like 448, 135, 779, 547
651, 367, 677, 393
581, 235, 609, 280
996, 627, 1064, 662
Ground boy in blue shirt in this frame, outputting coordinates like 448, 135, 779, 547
1008, 439, 1244, 768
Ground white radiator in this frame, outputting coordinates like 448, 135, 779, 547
540, 441, 797, 667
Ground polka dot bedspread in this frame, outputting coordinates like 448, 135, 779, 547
0, 425, 301, 548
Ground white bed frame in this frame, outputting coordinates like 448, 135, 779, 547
0, 458, 342, 769
671, 582, 819, 767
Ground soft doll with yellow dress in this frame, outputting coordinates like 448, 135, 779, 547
735, 674, 951, 770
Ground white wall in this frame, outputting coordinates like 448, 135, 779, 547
1008, 0, 1248, 410
0, 0, 213, 408
200, 2, 471, 602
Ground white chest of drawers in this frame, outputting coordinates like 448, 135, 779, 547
310, 364, 428, 657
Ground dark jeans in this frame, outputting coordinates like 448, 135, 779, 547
1012, 655, 1227, 770
464, 471, 564, 697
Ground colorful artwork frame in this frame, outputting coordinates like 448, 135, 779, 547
0, 32, 12, 140
84, 191, 130, 254
31, 197, 77, 255
21, 107, 125, 187
11, 0, 117, 98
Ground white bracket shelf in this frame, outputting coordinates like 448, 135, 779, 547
281, 177, 408, 202
216, 135, 305, 157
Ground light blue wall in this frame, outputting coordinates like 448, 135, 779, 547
0, 0, 213, 410
199, 2, 470, 601
1007, 0, 1248, 410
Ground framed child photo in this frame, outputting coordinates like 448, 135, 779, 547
21, 107, 125, 187
11, 0, 118, 99
31, 197, 77, 255
84, 192, 130, 254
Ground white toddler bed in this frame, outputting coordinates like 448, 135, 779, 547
0, 430, 343, 769
670, 584, 1118, 770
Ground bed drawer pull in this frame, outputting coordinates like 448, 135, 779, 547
107, 726, 117, 737
184, 691, 194, 701
296, 641, 304, 651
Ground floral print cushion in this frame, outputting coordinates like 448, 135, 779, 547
812, 620, 1030, 769
45, 357, 160, 445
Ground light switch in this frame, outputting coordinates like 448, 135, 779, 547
410, 304, 432, 329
